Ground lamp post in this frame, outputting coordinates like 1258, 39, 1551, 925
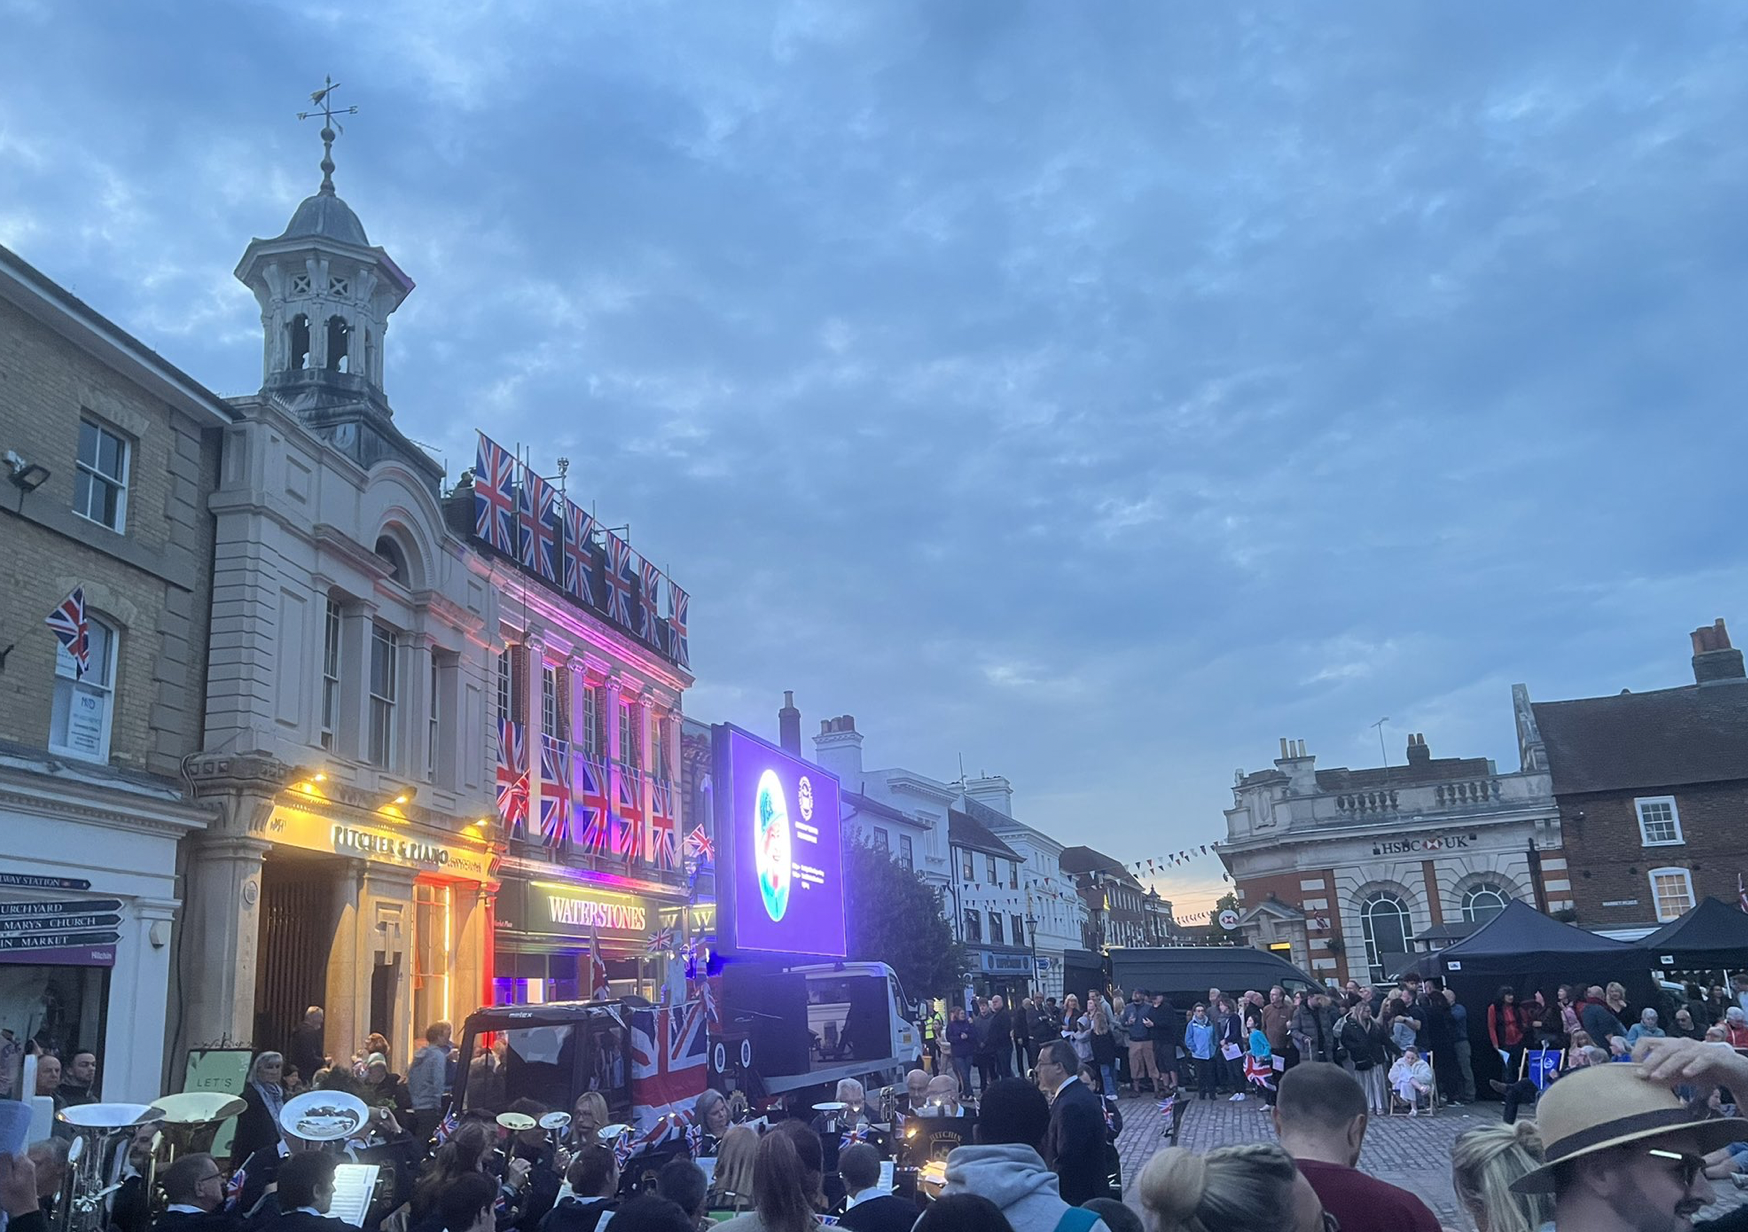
1025, 886, 1039, 998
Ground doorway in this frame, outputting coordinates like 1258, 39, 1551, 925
255, 855, 335, 1056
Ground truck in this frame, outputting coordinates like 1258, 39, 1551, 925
449, 958, 920, 1150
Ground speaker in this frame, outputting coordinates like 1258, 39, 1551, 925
727, 969, 810, 1076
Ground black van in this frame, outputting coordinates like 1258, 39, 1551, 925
1106, 946, 1324, 1007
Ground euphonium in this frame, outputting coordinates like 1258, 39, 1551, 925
53, 1103, 164, 1232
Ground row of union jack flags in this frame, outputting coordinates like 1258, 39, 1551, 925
473, 432, 689, 669
494, 717, 680, 867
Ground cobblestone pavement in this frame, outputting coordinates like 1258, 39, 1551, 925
1113, 1089, 1748, 1228
1114, 1089, 1482, 1225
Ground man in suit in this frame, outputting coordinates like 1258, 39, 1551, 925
288, 1008, 326, 1085
836, 1145, 914, 1232
1034, 1039, 1107, 1206
150, 1154, 242, 1232
270, 1151, 358, 1232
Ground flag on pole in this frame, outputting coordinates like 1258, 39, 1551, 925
518, 467, 559, 582
684, 826, 714, 862
474, 433, 517, 553
46, 587, 89, 679
638, 560, 664, 647
667, 583, 689, 668
589, 919, 611, 1000
562, 498, 597, 605
605, 533, 635, 625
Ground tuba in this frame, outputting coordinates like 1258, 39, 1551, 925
151, 1092, 248, 1165
54, 1103, 164, 1232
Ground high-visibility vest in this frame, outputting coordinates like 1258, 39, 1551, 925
924, 1014, 939, 1041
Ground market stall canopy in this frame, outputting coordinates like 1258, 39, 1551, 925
1432, 900, 1644, 978
1638, 897, 1748, 971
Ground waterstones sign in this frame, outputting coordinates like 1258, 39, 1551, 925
501, 880, 652, 939
1371, 832, 1479, 857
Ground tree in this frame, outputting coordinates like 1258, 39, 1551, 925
842, 838, 965, 999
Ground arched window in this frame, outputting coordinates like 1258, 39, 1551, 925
50, 613, 117, 762
326, 314, 351, 372
287, 314, 311, 370
375, 535, 408, 583
1462, 883, 1510, 925
1360, 894, 1412, 983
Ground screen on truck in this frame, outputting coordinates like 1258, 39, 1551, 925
714, 724, 848, 959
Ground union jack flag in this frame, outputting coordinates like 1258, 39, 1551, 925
495, 718, 529, 833
588, 920, 611, 1000
540, 734, 571, 847
667, 584, 689, 668
562, 499, 596, 606
840, 1125, 868, 1149
605, 533, 635, 625
1243, 1056, 1276, 1090
611, 1128, 635, 1169
433, 1109, 458, 1145
613, 764, 644, 860
649, 780, 677, 870
629, 1000, 708, 1147
684, 1119, 703, 1158
646, 924, 678, 955
574, 753, 611, 851
474, 433, 517, 554
692, 973, 722, 1031
683, 825, 713, 863
45, 587, 88, 679
518, 468, 559, 582
638, 561, 664, 646
223, 1156, 250, 1211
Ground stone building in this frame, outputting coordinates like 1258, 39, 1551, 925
1219, 729, 1564, 984
181, 147, 500, 1072
0, 244, 229, 1100
1528, 619, 1748, 938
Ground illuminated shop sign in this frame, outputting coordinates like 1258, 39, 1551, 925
333, 825, 453, 868
501, 880, 653, 938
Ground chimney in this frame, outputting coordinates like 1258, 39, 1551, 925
964, 774, 1014, 817
1405, 733, 1431, 767
813, 714, 863, 783
1692, 619, 1746, 686
778, 691, 801, 754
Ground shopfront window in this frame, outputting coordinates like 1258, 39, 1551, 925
413, 882, 451, 1034
0, 961, 109, 1095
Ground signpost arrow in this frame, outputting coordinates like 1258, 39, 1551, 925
0, 931, 122, 952
0, 899, 123, 918
0, 915, 122, 934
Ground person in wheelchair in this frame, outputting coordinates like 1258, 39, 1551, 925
1388, 1047, 1434, 1115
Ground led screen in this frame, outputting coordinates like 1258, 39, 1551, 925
714, 724, 847, 959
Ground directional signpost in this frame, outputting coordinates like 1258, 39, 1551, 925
0, 898, 122, 965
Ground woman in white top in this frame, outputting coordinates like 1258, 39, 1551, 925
1388, 1046, 1434, 1114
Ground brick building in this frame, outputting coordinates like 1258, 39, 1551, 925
0, 245, 230, 1100
1219, 728, 1564, 985
1527, 619, 1748, 938
1061, 846, 1150, 951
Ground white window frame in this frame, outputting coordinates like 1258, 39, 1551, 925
496, 649, 513, 728
618, 701, 641, 769
320, 598, 342, 751
872, 827, 889, 854
541, 665, 559, 740
49, 614, 117, 762
1461, 883, 1511, 924
1636, 796, 1684, 847
1649, 867, 1696, 923
582, 682, 604, 758
74, 417, 130, 532
368, 623, 397, 767
899, 834, 914, 872
426, 654, 442, 782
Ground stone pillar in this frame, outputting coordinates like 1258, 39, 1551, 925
180, 833, 271, 1056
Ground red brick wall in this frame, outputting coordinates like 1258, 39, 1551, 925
1558, 781, 1748, 927
1235, 866, 1347, 977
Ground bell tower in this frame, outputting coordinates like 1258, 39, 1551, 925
234, 79, 436, 485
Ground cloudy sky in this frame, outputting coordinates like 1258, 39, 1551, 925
6, 2, 1747, 914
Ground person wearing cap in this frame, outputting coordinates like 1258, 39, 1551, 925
1510, 1036, 1748, 1232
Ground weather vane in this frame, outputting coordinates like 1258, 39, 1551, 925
296, 75, 358, 194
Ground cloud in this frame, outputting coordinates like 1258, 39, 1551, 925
7, 1, 1748, 885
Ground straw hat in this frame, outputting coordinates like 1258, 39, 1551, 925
1510, 1063, 1748, 1193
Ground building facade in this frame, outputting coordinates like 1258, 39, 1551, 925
812, 713, 954, 893
1061, 846, 1150, 952
957, 778, 1086, 1000
1220, 731, 1563, 985
1528, 620, 1748, 939
182, 155, 501, 1074
0, 245, 230, 1101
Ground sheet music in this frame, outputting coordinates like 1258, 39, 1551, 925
327, 1163, 379, 1229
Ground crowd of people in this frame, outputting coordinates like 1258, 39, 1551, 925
14, 978, 1748, 1232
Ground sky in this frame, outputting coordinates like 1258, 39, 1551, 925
5, 2, 1748, 917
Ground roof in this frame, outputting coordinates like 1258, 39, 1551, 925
1058, 845, 1143, 889
1432, 899, 1643, 975
1532, 683, 1748, 795
947, 808, 1022, 861
279, 189, 370, 246
1313, 755, 1493, 792
843, 791, 915, 828
1413, 920, 1482, 944
0, 244, 236, 426
1640, 897, 1748, 965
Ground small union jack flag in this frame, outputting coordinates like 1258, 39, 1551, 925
474, 433, 517, 554
590, 921, 612, 1000
434, 1109, 458, 1144
223, 1156, 250, 1211
496, 718, 529, 833
1156, 1097, 1175, 1116
683, 826, 714, 862
612, 1127, 635, 1168
540, 734, 571, 847
562, 498, 596, 606
840, 1125, 868, 1149
605, 533, 635, 625
646, 925, 678, 955
684, 1119, 703, 1158
667, 583, 689, 668
638, 560, 664, 647
45, 587, 88, 679
518, 468, 559, 582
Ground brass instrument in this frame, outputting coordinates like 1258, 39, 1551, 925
152, 1092, 248, 1164
876, 1085, 898, 1127
54, 1103, 164, 1232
